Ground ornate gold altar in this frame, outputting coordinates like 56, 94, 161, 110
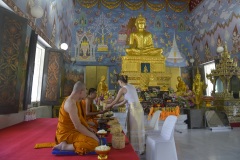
207, 44, 240, 123
121, 14, 171, 91
121, 55, 171, 90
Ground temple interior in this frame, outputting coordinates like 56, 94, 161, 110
0, 0, 240, 160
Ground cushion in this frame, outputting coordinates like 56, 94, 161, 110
52, 149, 96, 155
52, 137, 107, 155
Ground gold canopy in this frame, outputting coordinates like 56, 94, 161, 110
78, 0, 190, 12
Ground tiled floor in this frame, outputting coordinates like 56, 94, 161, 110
139, 127, 240, 160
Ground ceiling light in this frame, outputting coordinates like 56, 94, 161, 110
60, 43, 68, 50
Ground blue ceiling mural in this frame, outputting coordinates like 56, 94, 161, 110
190, 0, 240, 65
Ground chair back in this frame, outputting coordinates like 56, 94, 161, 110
161, 115, 177, 140
149, 110, 161, 130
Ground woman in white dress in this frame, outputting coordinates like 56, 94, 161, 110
106, 75, 145, 154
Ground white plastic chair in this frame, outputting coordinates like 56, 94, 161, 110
145, 110, 161, 132
146, 115, 178, 160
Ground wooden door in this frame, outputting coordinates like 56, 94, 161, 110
86, 66, 108, 90
40, 48, 64, 106
0, 6, 27, 114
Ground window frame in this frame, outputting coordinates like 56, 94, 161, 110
31, 43, 45, 103
204, 61, 216, 96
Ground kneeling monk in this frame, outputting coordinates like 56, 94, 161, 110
54, 81, 99, 155
80, 88, 107, 132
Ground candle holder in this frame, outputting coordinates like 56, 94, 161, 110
95, 148, 111, 160
202, 96, 214, 107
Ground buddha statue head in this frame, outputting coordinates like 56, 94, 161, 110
135, 14, 146, 31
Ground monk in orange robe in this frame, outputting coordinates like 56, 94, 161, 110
80, 88, 107, 131
53, 81, 99, 155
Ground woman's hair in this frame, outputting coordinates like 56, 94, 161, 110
117, 75, 128, 83
88, 88, 97, 95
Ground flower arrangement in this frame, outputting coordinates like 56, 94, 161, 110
168, 87, 195, 108
176, 95, 195, 108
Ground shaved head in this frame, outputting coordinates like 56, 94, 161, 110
71, 81, 87, 100
72, 81, 85, 93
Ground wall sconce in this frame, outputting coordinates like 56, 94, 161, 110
28, 0, 43, 27
190, 58, 195, 66
217, 46, 224, 53
60, 43, 68, 50
30, 5, 43, 18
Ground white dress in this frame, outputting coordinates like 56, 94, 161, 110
123, 84, 145, 154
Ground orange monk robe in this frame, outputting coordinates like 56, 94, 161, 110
55, 98, 98, 155
80, 100, 98, 131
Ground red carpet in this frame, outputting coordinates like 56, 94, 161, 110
0, 118, 139, 160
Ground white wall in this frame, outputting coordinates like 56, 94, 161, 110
0, 106, 52, 129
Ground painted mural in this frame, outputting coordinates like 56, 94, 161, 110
71, 1, 193, 69
191, 0, 240, 65
3, 0, 193, 90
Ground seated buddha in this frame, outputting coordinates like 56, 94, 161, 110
149, 74, 158, 86
126, 14, 163, 56
176, 76, 187, 96
97, 75, 108, 97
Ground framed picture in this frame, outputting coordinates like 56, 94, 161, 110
141, 63, 150, 73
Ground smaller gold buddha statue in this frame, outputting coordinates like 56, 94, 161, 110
149, 74, 158, 86
97, 75, 108, 97
192, 68, 207, 109
126, 14, 163, 56
176, 76, 187, 96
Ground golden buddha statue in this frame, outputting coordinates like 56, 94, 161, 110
97, 75, 108, 97
192, 68, 207, 109
149, 74, 158, 86
121, 14, 168, 90
176, 76, 187, 96
126, 14, 163, 56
